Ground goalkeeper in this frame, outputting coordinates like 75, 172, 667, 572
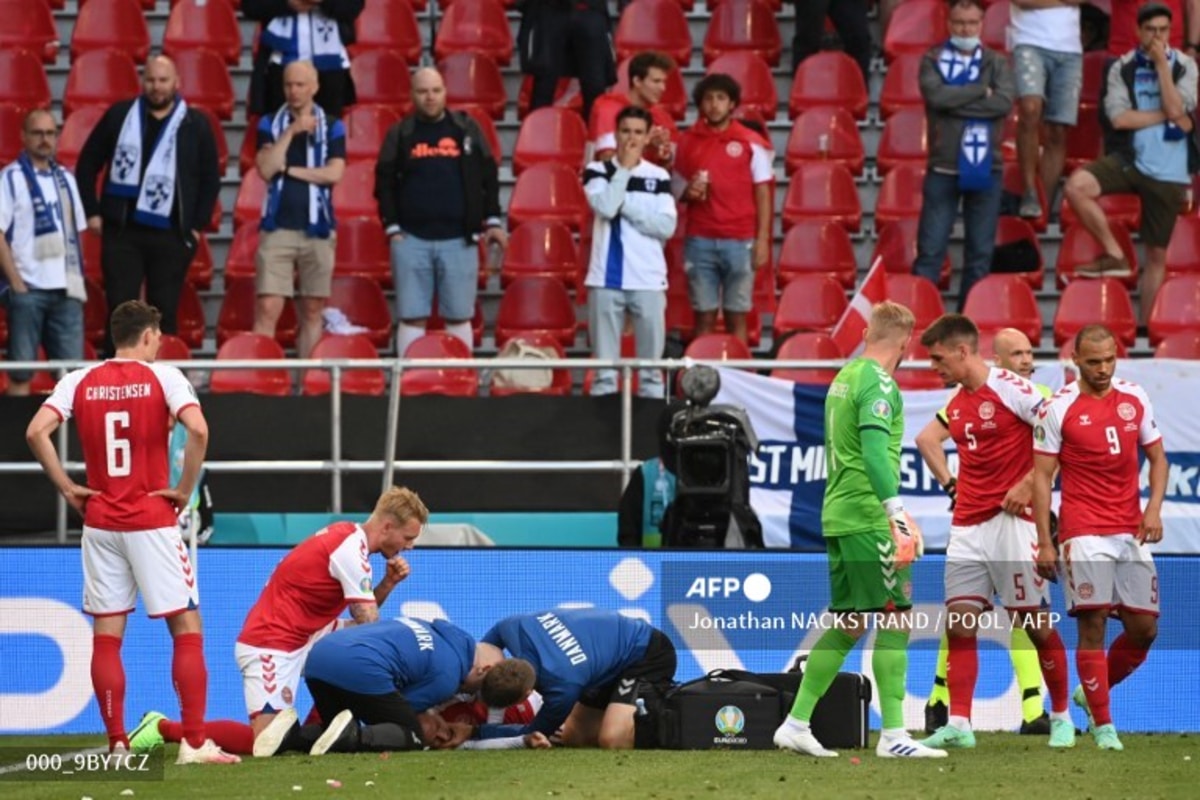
774, 301, 946, 759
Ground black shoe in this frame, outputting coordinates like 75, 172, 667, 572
1020, 712, 1051, 736
924, 700, 948, 735
310, 710, 359, 755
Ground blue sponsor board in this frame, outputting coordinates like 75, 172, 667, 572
1, 548, 1197, 734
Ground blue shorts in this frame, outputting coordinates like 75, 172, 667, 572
1013, 44, 1082, 126
683, 237, 754, 313
3, 288, 84, 383
390, 233, 478, 322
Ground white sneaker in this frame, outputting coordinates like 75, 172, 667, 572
252, 707, 299, 758
310, 710, 357, 756
175, 738, 241, 765
774, 721, 838, 758
876, 733, 948, 758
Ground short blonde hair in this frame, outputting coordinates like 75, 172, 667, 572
374, 486, 429, 525
865, 301, 916, 344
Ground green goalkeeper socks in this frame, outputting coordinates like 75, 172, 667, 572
873, 629, 911, 730
1009, 627, 1045, 723
788, 628, 857, 723
930, 632, 950, 705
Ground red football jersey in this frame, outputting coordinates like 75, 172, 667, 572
588, 92, 678, 166
238, 521, 377, 651
44, 359, 199, 531
946, 368, 1045, 526
673, 120, 773, 240
1034, 379, 1162, 540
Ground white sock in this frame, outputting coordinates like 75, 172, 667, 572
948, 716, 971, 731
445, 321, 473, 350
1050, 710, 1071, 723
779, 716, 810, 733
396, 324, 425, 356
880, 727, 908, 740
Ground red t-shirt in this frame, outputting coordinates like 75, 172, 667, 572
673, 120, 774, 240
1033, 380, 1162, 540
238, 521, 378, 651
44, 359, 199, 531
588, 92, 678, 167
1109, 0, 1185, 56
945, 368, 1046, 526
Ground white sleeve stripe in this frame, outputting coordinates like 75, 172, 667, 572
749, 142, 774, 183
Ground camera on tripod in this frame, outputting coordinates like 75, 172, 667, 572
663, 365, 764, 549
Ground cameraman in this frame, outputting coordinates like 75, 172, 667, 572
617, 401, 685, 547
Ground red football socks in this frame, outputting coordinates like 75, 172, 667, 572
1034, 629, 1070, 714
947, 635, 979, 721
1107, 633, 1151, 688
1077, 649, 1112, 726
91, 634, 128, 751
172, 632, 208, 749
160, 719, 254, 755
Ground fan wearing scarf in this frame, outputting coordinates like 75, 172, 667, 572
75, 55, 221, 355
1065, 1, 1199, 324
254, 60, 347, 359
0, 109, 87, 396
913, 0, 1016, 311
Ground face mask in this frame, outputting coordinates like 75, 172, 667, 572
950, 35, 980, 51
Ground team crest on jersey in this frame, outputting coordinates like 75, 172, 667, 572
645, 178, 657, 192
1077, 583, 1094, 600
978, 401, 995, 420
871, 399, 892, 419
282, 687, 294, 705
1117, 402, 1136, 421
725, 141, 744, 158
1034, 425, 1046, 443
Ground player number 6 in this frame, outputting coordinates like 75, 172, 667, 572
105, 411, 131, 477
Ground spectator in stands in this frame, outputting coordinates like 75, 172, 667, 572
1108, 0, 1200, 58
913, 0, 1015, 310
1012, 1, 1084, 220
243, 0, 363, 119
589, 51, 678, 167
517, 0, 616, 121
1065, 2, 1198, 322
374, 68, 505, 354
672, 75, 774, 345
253, 61, 347, 359
75, 56, 220, 355
584, 107, 677, 399
0, 110, 87, 396
792, 0, 872, 83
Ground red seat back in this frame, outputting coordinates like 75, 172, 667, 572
434, 0, 515, 66
334, 217, 392, 284
72, 0, 151, 63
352, 0, 423, 64
773, 275, 848, 337
876, 107, 927, 175
879, 54, 924, 119
885, 274, 945, 334
351, 51, 415, 113
703, 0, 782, 67
684, 333, 753, 361
157, 334, 192, 361
507, 162, 591, 232
784, 107, 865, 177
1148, 274, 1200, 345
211, 333, 292, 396
0, 50, 52, 113
501, 220, 579, 288
176, 282, 206, 348
781, 162, 862, 233
615, 0, 693, 66
962, 274, 1042, 345
344, 104, 401, 164
1054, 224, 1139, 289
788, 51, 868, 120
874, 162, 926, 229
328, 276, 393, 348
164, 0, 243, 64
401, 332, 479, 396
771, 331, 844, 385
884, 0, 946, 62
439, 52, 508, 120
0, 0, 59, 63
494, 276, 578, 347
872, 219, 950, 289
58, 106, 108, 170
513, 107, 589, 175
303, 334, 386, 396
174, 48, 235, 119
1054, 278, 1137, 346
331, 162, 379, 220
777, 220, 857, 289
64, 49, 140, 118
705, 53, 778, 121
217, 278, 298, 347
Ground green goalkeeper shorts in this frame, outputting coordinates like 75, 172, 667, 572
826, 529, 914, 613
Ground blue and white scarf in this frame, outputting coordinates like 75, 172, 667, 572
261, 10, 349, 71
937, 42, 994, 192
1135, 48, 1187, 141
260, 104, 334, 239
106, 96, 189, 229
14, 152, 86, 301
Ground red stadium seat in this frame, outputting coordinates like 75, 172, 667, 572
217, 278, 298, 347
770, 331, 844, 385
883, 0, 946, 62
897, 339, 948, 390
614, 0, 692, 66
193, 106, 229, 175
0, 105, 25, 165
0, 1, 59, 63
879, 54, 924, 119
187, 233, 214, 289
703, 0, 783, 67
788, 51, 868, 121
331, 162, 378, 220
343, 104, 401, 164
435, 0, 515, 66
876, 107, 928, 176
460, 106, 503, 164
874, 163, 925, 229
781, 162, 862, 233
616, 56, 688, 121
157, 334, 192, 361
72, 0, 151, 63
494, 276, 577, 348
334, 217, 392, 285
174, 48, 235, 120
1054, 278, 1137, 347
1054, 223, 1138, 289
513, 107, 589, 175
516, 76, 582, 120
29, 341, 100, 395
999, 108, 1019, 163
1154, 330, 1200, 358
962, 274, 1042, 345
1166, 214, 1200, 278
1148, 274, 1200, 345
501, 220, 578, 288
1001, 162, 1048, 232
0, 50, 51, 114
784, 107, 865, 177
439, 52, 508, 120
489, 332, 573, 396
224, 224, 259, 281
981, 0, 1011, 53
1064, 108, 1103, 173
163, 0, 242, 65
684, 333, 753, 361
351, 51, 414, 114
352, 0, 423, 64
705, 53, 778, 122
507, 162, 591, 232
773, 275, 848, 338
777, 220, 858, 289
992, 216, 1044, 289
401, 333, 479, 397
176, 282, 207, 348
1080, 50, 1112, 109
81, 229, 102, 282
328, 276, 393, 348
210, 334, 292, 396
64, 50, 140, 118
302, 334, 386, 396
872, 218, 950, 289
83, 0, 158, 8
59, 105, 108, 171
885, 274, 945, 334
1058, 192, 1140, 233
233, 171, 267, 230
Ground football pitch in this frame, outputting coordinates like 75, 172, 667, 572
0, 734, 1195, 800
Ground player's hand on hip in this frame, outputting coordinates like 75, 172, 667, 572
524, 732, 553, 749
62, 482, 99, 514
1138, 507, 1164, 544
1035, 541, 1059, 580
150, 487, 190, 512
384, 555, 411, 584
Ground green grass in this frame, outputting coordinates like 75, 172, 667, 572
0, 734, 1195, 800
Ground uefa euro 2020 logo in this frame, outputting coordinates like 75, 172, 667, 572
714, 705, 745, 737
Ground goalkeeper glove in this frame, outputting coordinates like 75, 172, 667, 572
883, 497, 924, 569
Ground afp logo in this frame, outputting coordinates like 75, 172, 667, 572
684, 572, 772, 602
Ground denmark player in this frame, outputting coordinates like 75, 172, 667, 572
1033, 325, 1167, 751
916, 315, 1074, 749
131, 486, 428, 757
25, 301, 238, 764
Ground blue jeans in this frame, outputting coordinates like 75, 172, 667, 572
3, 288, 84, 383
390, 234, 478, 322
683, 237, 754, 313
912, 170, 1003, 309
